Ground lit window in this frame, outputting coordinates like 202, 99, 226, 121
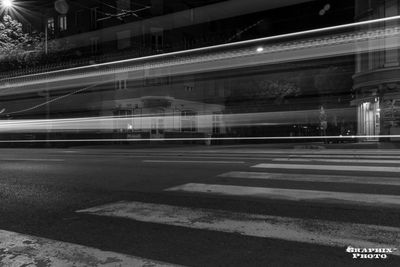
59, 15, 67, 31
47, 17, 55, 34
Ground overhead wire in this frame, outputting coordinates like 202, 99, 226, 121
2, 82, 105, 116
88, 0, 150, 20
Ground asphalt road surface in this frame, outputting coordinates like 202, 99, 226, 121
0, 146, 400, 266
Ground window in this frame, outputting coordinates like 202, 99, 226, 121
90, 7, 98, 29
90, 37, 99, 53
59, 15, 67, 31
184, 81, 194, 92
150, 28, 163, 51
184, 85, 193, 92
75, 10, 84, 27
117, 30, 131, 50
145, 76, 170, 86
151, 34, 163, 51
47, 17, 55, 34
115, 79, 127, 90
181, 110, 197, 132
212, 113, 222, 134
183, 34, 195, 49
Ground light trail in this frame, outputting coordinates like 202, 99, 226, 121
0, 23, 396, 94
0, 136, 397, 143
3, 14, 400, 80
0, 14, 393, 145
0, 108, 354, 132
2, 14, 400, 89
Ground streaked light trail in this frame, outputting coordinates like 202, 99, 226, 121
0, 108, 354, 132
2, 14, 400, 92
3, 14, 400, 80
0, 136, 397, 143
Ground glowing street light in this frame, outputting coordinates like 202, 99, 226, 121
1, 0, 13, 8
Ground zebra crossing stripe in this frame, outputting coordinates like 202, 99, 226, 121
287, 154, 400, 159
218, 171, 400, 186
165, 183, 400, 208
0, 230, 179, 267
77, 201, 400, 254
253, 163, 400, 173
143, 160, 245, 164
187, 149, 400, 155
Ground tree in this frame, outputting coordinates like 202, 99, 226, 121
225, 76, 302, 114
257, 80, 301, 105
0, 15, 43, 69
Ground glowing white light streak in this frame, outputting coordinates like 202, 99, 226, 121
2, 25, 400, 95
0, 136, 397, 143
0, 108, 354, 132
2, 14, 400, 83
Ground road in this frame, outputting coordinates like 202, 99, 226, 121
0, 146, 400, 266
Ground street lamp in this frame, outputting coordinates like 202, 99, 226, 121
1, 0, 14, 16
1, 0, 13, 8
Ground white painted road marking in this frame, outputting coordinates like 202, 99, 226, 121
0, 158, 65, 162
218, 171, 400, 186
253, 163, 400, 173
272, 158, 400, 164
61, 150, 79, 153
124, 155, 279, 160
0, 230, 178, 267
143, 160, 245, 164
157, 149, 400, 155
166, 149, 400, 155
287, 154, 400, 159
77, 201, 400, 253
165, 183, 400, 208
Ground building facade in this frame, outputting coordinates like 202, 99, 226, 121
353, 0, 400, 140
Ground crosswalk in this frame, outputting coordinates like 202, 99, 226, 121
2, 149, 400, 265
165, 183, 400, 208
80, 150, 400, 260
77, 200, 400, 251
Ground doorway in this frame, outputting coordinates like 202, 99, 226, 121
358, 100, 380, 140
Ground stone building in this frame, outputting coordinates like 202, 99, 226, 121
353, 0, 400, 140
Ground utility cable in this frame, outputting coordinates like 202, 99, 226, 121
2, 82, 104, 116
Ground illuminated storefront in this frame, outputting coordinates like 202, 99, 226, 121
356, 99, 380, 139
